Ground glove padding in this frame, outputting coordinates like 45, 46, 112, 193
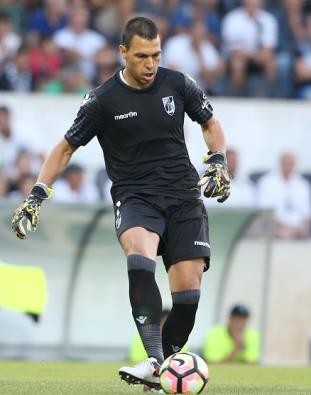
12, 183, 53, 240
197, 151, 231, 203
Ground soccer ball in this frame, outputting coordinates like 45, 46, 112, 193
159, 352, 209, 394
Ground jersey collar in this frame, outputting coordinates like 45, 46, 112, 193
115, 67, 160, 93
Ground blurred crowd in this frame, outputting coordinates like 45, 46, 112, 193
0, 0, 311, 98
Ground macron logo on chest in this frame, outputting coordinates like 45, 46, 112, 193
114, 111, 138, 121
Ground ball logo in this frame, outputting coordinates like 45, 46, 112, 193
172, 357, 185, 366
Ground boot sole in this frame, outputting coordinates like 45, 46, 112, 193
119, 370, 161, 390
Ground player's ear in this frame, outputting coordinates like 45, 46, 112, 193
119, 44, 127, 61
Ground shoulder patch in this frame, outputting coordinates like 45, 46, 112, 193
81, 91, 96, 107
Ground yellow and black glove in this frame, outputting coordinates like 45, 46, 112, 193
197, 151, 231, 203
12, 183, 53, 240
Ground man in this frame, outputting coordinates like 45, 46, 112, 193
221, 0, 278, 96
257, 151, 311, 239
53, 163, 99, 203
53, 6, 106, 81
12, 17, 230, 391
162, 20, 224, 94
202, 304, 260, 363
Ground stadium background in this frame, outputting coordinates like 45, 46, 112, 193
1, 0, 311, 374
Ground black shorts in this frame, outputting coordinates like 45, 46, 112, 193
113, 194, 210, 271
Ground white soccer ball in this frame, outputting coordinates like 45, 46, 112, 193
159, 352, 209, 394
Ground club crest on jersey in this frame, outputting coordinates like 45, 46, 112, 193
162, 96, 175, 116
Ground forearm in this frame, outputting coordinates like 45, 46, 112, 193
37, 138, 75, 187
201, 116, 227, 153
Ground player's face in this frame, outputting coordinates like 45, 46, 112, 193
120, 34, 161, 89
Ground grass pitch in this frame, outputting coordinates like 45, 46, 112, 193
0, 361, 310, 394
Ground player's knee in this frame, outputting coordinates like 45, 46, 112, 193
169, 259, 204, 291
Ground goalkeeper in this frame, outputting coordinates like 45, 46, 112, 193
12, 16, 230, 392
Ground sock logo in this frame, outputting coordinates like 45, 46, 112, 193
135, 315, 147, 324
172, 345, 181, 353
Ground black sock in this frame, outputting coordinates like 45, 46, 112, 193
127, 254, 164, 363
162, 289, 200, 359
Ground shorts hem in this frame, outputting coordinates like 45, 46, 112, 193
165, 255, 210, 272
117, 224, 163, 241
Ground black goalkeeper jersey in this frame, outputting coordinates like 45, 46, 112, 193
65, 67, 213, 201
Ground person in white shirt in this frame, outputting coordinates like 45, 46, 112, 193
53, 163, 99, 203
257, 151, 311, 239
162, 20, 224, 93
0, 106, 44, 173
53, 6, 106, 81
221, 0, 278, 96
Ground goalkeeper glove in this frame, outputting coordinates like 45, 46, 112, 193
197, 151, 231, 203
12, 183, 53, 240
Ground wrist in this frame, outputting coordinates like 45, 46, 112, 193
30, 183, 53, 202
203, 151, 226, 164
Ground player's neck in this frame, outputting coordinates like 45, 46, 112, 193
122, 68, 153, 89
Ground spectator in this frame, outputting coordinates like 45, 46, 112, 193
202, 304, 260, 363
294, 13, 311, 99
0, 46, 34, 92
94, 44, 121, 86
166, 0, 193, 35
53, 6, 106, 81
41, 65, 91, 94
9, 173, 37, 200
26, 0, 68, 37
162, 20, 224, 94
0, 106, 44, 171
90, 0, 135, 43
7, 149, 39, 194
257, 151, 311, 239
206, 148, 256, 208
53, 163, 99, 203
191, 0, 222, 47
0, 11, 21, 66
29, 36, 61, 89
0, 106, 24, 170
221, 0, 278, 97
0, 0, 23, 33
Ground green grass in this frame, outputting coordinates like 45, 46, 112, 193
0, 361, 310, 394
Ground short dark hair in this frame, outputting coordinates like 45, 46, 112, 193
122, 16, 158, 48
63, 163, 84, 177
230, 304, 250, 318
